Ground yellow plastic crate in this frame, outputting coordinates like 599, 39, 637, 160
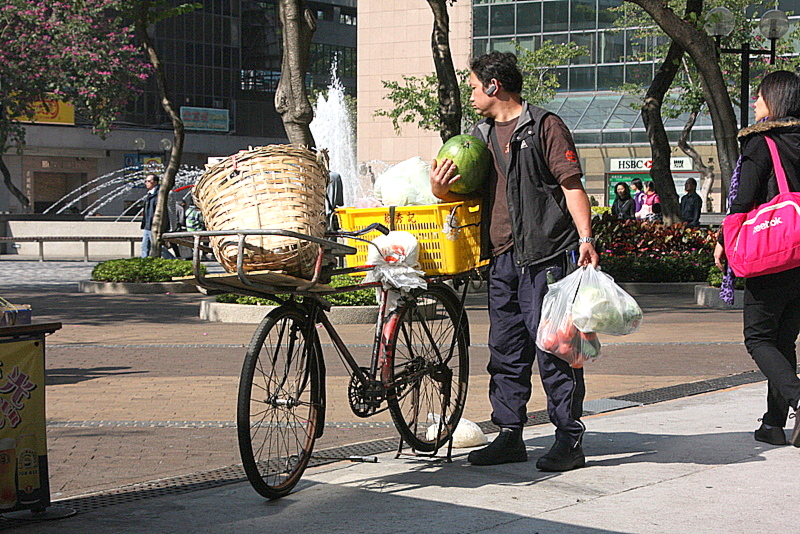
336, 199, 487, 275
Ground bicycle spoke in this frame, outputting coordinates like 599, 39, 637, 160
386, 286, 469, 451
238, 305, 322, 499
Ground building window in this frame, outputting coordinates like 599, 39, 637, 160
473, 5, 489, 37
542, 0, 569, 32
491, 4, 515, 35
571, 0, 597, 30
569, 66, 596, 91
516, 3, 541, 34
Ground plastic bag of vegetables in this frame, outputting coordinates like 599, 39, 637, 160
372, 156, 439, 206
536, 268, 602, 368
571, 266, 642, 336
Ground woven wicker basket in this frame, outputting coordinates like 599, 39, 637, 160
193, 145, 329, 277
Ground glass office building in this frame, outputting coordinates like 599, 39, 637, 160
470, 0, 716, 146
125, 0, 356, 138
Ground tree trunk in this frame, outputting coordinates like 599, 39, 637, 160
678, 110, 715, 212
626, 0, 738, 205
135, 3, 186, 257
427, 0, 462, 142
642, 40, 684, 225
275, 0, 316, 147
0, 154, 30, 212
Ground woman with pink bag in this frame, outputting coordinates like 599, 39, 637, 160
714, 70, 800, 447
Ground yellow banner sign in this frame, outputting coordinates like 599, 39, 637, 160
16, 97, 75, 125
0, 339, 48, 511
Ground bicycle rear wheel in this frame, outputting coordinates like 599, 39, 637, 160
384, 284, 469, 452
237, 304, 323, 499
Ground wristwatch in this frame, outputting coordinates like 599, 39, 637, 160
578, 236, 596, 246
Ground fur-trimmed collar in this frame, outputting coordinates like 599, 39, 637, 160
738, 118, 800, 139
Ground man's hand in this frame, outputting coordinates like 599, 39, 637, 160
578, 242, 600, 268
430, 158, 461, 200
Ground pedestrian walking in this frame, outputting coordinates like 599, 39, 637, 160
714, 70, 800, 447
140, 174, 174, 259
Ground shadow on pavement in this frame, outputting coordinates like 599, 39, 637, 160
46, 366, 146, 385
4, 291, 204, 327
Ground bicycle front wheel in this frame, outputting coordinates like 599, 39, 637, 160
237, 304, 323, 499
384, 284, 469, 452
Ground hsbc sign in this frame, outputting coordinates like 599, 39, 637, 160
608, 157, 692, 172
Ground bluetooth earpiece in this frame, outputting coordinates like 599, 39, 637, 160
484, 83, 498, 96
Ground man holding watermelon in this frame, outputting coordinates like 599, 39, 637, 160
431, 51, 599, 472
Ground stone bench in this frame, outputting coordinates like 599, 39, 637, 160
0, 236, 140, 262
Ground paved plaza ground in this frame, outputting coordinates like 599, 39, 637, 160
1, 259, 794, 532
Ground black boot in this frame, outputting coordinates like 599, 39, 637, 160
467, 428, 527, 465
754, 422, 786, 446
536, 439, 585, 472
790, 408, 800, 447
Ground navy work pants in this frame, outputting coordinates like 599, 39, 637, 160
487, 248, 586, 445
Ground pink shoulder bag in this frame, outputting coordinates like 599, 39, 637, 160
723, 136, 800, 278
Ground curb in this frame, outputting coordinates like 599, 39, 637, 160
694, 284, 744, 309
199, 300, 379, 324
79, 280, 199, 294
618, 282, 698, 296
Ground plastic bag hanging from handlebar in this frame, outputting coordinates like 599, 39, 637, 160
363, 231, 427, 293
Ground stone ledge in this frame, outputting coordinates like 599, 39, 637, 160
79, 280, 200, 294
694, 284, 744, 309
617, 282, 698, 296
199, 300, 379, 324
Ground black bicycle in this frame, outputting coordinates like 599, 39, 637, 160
166, 225, 475, 499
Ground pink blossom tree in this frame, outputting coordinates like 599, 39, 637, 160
0, 0, 151, 210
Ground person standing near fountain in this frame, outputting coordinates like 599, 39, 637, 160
431, 51, 599, 472
141, 174, 174, 259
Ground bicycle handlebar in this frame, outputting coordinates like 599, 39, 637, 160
330, 222, 390, 238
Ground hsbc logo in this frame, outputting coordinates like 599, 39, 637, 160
752, 217, 782, 234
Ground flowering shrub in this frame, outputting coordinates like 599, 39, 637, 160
593, 213, 717, 282
707, 266, 745, 289
92, 258, 202, 282
215, 275, 377, 307
1, 1, 151, 153
591, 206, 612, 217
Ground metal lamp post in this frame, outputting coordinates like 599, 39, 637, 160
133, 137, 146, 168
159, 138, 173, 169
706, 7, 790, 128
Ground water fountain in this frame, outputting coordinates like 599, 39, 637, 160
310, 64, 369, 207
43, 164, 203, 219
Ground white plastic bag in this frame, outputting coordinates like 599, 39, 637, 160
363, 231, 427, 295
373, 156, 439, 206
536, 268, 602, 369
425, 414, 488, 448
571, 266, 643, 336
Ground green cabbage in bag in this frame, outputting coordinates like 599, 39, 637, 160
571, 266, 642, 336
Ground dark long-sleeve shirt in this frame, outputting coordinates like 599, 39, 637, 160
612, 197, 636, 220
679, 192, 702, 227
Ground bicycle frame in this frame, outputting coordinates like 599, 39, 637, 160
164, 227, 476, 427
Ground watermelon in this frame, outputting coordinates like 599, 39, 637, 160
435, 134, 491, 195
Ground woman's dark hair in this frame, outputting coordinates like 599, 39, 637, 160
469, 52, 523, 94
757, 70, 800, 119
631, 178, 643, 191
645, 181, 656, 193
614, 181, 631, 199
